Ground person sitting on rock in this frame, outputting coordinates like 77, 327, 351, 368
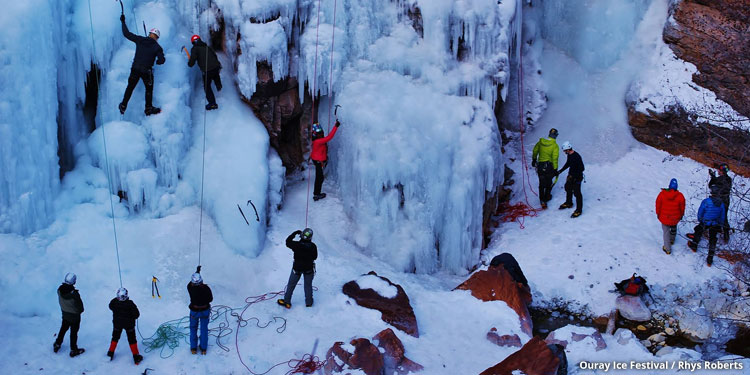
687, 185, 726, 266
655, 178, 685, 255
310, 120, 341, 201
278, 228, 317, 308
107, 288, 142, 364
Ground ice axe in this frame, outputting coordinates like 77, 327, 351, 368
117, 0, 124, 15
181, 46, 191, 59
237, 200, 260, 226
334, 104, 341, 119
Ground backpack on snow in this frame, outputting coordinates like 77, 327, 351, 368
614, 273, 649, 296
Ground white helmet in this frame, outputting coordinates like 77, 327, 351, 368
149, 28, 161, 38
117, 287, 129, 301
561, 141, 573, 151
191, 272, 203, 284
64, 273, 77, 285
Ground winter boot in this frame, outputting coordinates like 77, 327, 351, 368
144, 106, 161, 116
201, 349, 207, 355
277, 299, 291, 309
706, 255, 713, 267
130, 343, 142, 365
723, 229, 729, 243
688, 241, 698, 252
570, 211, 582, 218
662, 246, 671, 255
118, 102, 127, 115
191, 348, 197, 355
69, 348, 85, 357
107, 341, 117, 360
53, 342, 61, 353
541, 202, 548, 209
558, 202, 573, 210
205, 103, 218, 110
313, 193, 327, 201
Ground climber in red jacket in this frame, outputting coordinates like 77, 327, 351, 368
655, 178, 685, 255
310, 120, 340, 201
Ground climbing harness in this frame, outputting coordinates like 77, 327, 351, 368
151, 276, 161, 299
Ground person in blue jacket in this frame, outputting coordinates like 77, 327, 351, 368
687, 185, 726, 266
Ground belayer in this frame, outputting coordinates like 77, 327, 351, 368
53, 273, 85, 357
556, 141, 584, 218
188, 35, 222, 110
107, 288, 143, 365
118, 14, 165, 116
654, 178, 685, 255
531, 128, 559, 209
310, 120, 341, 201
187, 266, 213, 355
278, 228, 318, 308
687, 185, 726, 266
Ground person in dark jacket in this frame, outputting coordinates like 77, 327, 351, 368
687, 185, 726, 266
556, 141, 585, 218
118, 14, 165, 116
310, 121, 341, 201
278, 228, 318, 308
187, 267, 213, 354
655, 178, 686, 255
53, 273, 85, 357
188, 35, 222, 110
708, 163, 732, 241
107, 288, 142, 364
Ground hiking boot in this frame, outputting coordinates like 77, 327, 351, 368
706, 256, 713, 267
723, 232, 729, 243
107, 351, 114, 360
688, 241, 698, 252
133, 354, 143, 365
313, 193, 326, 201
191, 348, 197, 355
53, 342, 61, 353
69, 348, 85, 358
541, 202, 548, 209
277, 299, 291, 309
205, 103, 218, 110
144, 106, 161, 116
200, 349, 206, 355
306, 301, 313, 307
118, 102, 127, 115
662, 246, 671, 255
670, 239, 674, 245
558, 202, 573, 210
570, 211, 582, 218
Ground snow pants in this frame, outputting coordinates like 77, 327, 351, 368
721, 198, 730, 239
189, 309, 210, 351
313, 161, 325, 196
693, 223, 720, 259
536, 162, 554, 204
564, 175, 583, 212
202, 68, 222, 106
661, 224, 677, 252
111, 324, 137, 345
122, 67, 154, 108
55, 314, 81, 350
283, 268, 314, 306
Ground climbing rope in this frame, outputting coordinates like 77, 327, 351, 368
303, 0, 325, 228
196, 0, 213, 267
325, 0, 338, 134
88, 0, 123, 287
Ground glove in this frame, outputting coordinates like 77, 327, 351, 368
709, 169, 715, 177
120, 14, 126, 22
293, 230, 302, 235
196, 265, 201, 273
335, 120, 341, 127
531, 160, 537, 168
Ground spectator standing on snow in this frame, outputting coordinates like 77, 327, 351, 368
310, 120, 341, 201
655, 178, 686, 255
278, 228, 318, 308
53, 273, 85, 357
118, 14, 165, 116
556, 141, 585, 218
708, 163, 732, 242
187, 267, 213, 355
107, 288, 143, 364
188, 35, 222, 111
687, 185, 726, 266
531, 128, 559, 209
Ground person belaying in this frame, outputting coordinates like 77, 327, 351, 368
708, 163, 732, 242
555, 141, 585, 218
53, 273, 85, 357
187, 34, 222, 110
687, 185, 726, 266
655, 178, 685, 255
107, 288, 143, 365
118, 14, 165, 116
278, 228, 318, 308
187, 267, 213, 355
531, 128, 559, 209
310, 120, 341, 201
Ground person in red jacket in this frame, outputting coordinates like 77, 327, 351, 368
655, 178, 685, 255
310, 120, 341, 201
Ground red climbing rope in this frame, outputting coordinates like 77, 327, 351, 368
498, 201, 538, 229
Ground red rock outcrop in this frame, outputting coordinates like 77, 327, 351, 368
456, 266, 533, 335
342, 272, 419, 337
324, 329, 423, 375
486, 328, 522, 348
480, 337, 560, 375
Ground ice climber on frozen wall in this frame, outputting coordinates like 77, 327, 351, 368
188, 34, 222, 111
310, 120, 341, 201
53, 273, 85, 357
654, 178, 685, 255
107, 288, 143, 365
531, 128, 559, 209
118, 14, 165, 116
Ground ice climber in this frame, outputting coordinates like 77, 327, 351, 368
278, 228, 318, 308
118, 14, 165, 116
708, 163, 732, 242
687, 185, 726, 266
531, 128, 559, 209
187, 267, 213, 354
555, 141, 584, 218
655, 178, 685, 255
187, 35, 222, 110
53, 273, 85, 357
310, 120, 341, 201
107, 288, 143, 364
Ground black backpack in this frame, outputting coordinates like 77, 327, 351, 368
614, 273, 649, 296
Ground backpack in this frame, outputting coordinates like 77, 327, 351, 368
614, 273, 649, 296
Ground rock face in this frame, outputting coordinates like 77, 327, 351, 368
456, 266, 533, 335
545, 325, 607, 352
480, 337, 560, 375
342, 271, 419, 337
324, 329, 423, 375
616, 295, 652, 322
677, 307, 714, 343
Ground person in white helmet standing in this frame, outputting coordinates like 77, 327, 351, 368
187, 266, 212, 355
53, 273, 85, 357
107, 288, 142, 364
118, 14, 165, 116
556, 141, 585, 218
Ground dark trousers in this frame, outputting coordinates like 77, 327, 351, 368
55, 315, 80, 350
122, 67, 154, 108
313, 161, 325, 195
722, 199, 730, 238
111, 324, 137, 344
536, 162, 554, 203
693, 223, 720, 258
283, 268, 314, 306
564, 175, 583, 212
202, 68, 222, 105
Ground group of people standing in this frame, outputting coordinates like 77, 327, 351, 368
531, 128, 585, 218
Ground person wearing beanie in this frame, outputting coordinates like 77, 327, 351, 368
187, 266, 213, 355
531, 128, 559, 209
107, 288, 142, 364
655, 178, 685, 254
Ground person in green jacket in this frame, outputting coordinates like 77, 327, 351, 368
531, 128, 559, 209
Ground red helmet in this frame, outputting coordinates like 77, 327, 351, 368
191, 34, 200, 43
